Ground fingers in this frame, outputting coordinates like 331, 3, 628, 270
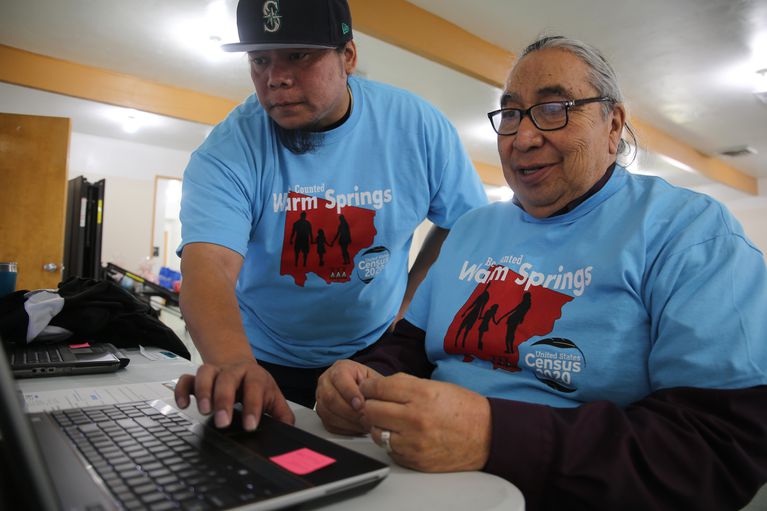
174, 373, 195, 409
316, 399, 367, 435
315, 361, 373, 435
366, 379, 493, 473
172, 365, 232, 421
356, 374, 417, 435
265, 391, 295, 426
359, 372, 417, 404
173, 368, 223, 416
369, 425, 399, 449
327, 361, 369, 411
316, 375, 367, 434
364, 394, 428, 470
211, 365, 244, 428
359, 395, 409, 433
369, 425, 411, 469
240, 366, 295, 429
193, 363, 220, 415
177, 360, 296, 432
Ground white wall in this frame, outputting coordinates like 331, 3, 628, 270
730, 207, 767, 257
736, 178, 767, 256
695, 178, 767, 260
68, 132, 191, 272
69, 132, 190, 181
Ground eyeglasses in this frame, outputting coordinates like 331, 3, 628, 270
487, 96, 613, 136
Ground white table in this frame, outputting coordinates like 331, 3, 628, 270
17, 347, 525, 511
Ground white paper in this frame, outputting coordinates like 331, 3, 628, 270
22, 381, 176, 412
139, 344, 164, 361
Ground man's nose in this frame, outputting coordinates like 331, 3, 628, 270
512, 115, 543, 150
267, 61, 294, 88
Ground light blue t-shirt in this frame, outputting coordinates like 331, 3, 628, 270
180, 76, 487, 367
406, 165, 767, 407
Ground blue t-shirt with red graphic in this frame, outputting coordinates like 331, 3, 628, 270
180, 75, 487, 367
406, 165, 767, 407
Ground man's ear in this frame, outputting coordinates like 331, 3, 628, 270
608, 103, 627, 155
343, 41, 358, 75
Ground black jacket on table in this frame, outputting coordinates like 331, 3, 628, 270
354, 319, 767, 511
0, 278, 190, 359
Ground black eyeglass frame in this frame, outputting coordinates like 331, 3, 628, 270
487, 96, 614, 136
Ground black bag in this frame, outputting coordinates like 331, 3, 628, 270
0, 277, 190, 359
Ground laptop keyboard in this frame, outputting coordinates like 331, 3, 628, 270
12, 345, 63, 364
52, 402, 288, 510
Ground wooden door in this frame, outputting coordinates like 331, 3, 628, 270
0, 113, 70, 290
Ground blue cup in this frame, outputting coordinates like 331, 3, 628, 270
0, 262, 18, 298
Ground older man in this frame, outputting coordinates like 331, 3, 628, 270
316, 36, 767, 510
173, 0, 486, 427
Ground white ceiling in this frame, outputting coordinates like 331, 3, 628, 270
1, 0, 766, 203
410, 0, 767, 178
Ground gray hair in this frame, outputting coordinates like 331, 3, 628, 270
517, 35, 636, 160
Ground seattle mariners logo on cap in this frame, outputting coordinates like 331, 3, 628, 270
263, 0, 281, 33
222, 0, 353, 52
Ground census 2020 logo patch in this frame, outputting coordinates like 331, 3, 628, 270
523, 338, 586, 393
356, 246, 390, 284
263, 0, 281, 33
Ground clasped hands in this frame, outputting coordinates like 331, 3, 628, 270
316, 360, 492, 473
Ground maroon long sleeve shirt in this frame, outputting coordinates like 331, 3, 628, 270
354, 319, 767, 511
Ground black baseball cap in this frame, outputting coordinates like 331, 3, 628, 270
221, 0, 353, 52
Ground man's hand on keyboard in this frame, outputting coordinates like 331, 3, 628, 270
174, 359, 295, 431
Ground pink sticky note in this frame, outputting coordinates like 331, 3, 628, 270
68, 342, 91, 349
270, 448, 336, 475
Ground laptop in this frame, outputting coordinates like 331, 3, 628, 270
8, 341, 126, 378
0, 341, 389, 511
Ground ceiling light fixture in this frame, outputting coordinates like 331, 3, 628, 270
170, 0, 239, 62
122, 114, 140, 134
106, 107, 159, 134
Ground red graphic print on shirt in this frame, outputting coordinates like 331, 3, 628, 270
280, 192, 377, 286
444, 265, 573, 372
